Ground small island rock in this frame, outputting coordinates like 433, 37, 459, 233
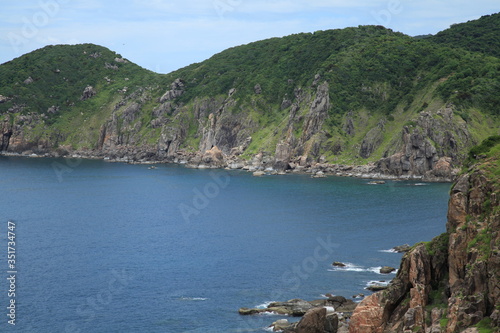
393, 244, 411, 252
332, 261, 347, 267
380, 266, 396, 274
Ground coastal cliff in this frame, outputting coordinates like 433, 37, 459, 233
2, 14, 500, 179
349, 137, 500, 333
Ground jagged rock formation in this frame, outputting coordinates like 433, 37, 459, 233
376, 107, 468, 181
349, 144, 500, 332
1, 17, 500, 179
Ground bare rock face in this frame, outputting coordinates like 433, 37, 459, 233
349, 154, 500, 333
444, 167, 500, 332
302, 82, 330, 143
349, 293, 385, 333
158, 125, 185, 158
1, 116, 13, 151
274, 141, 292, 171
360, 119, 385, 158
197, 93, 256, 156
376, 107, 469, 180
160, 78, 185, 103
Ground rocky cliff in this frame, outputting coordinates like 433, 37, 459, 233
1, 16, 500, 179
349, 138, 500, 332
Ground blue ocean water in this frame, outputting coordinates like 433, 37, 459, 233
0, 156, 450, 332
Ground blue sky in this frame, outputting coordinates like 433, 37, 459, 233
1, 1, 498, 73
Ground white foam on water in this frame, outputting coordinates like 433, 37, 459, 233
378, 249, 397, 253
366, 280, 390, 288
259, 311, 286, 316
179, 297, 208, 301
368, 266, 383, 274
329, 263, 395, 274
328, 262, 366, 272
255, 301, 275, 309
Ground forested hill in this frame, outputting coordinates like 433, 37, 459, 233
429, 12, 500, 58
0, 13, 499, 180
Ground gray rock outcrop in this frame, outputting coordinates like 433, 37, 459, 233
81, 86, 97, 100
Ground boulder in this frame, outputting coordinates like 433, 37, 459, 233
270, 319, 292, 331
202, 146, 224, 165
313, 171, 326, 178
238, 307, 265, 315
269, 299, 314, 317
292, 307, 338, 333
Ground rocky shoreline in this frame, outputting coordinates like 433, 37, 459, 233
0, 145, 457, 183
238, 255, 405, 332
239, 296, 357, 332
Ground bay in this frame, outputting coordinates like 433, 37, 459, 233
0, 156, 450, 332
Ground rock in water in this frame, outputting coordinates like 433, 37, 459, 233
393, 244, 411, 252
379, 266, 396, 274
332, 261, 346, 267
238, 307, 264, 315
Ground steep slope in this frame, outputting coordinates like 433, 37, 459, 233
1, 16, 499, 179
350, 136, 500, 332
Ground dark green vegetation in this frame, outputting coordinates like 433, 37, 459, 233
430, 13, 500, 58
0, 44, 163, 117
167, 22, 500, 117
0, 13, 499, 164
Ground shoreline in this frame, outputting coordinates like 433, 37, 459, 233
0, 149, 455, 183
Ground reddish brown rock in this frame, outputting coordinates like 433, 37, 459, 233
349, 154, 500, 333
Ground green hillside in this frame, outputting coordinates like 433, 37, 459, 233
0, 44, 165, 121
429, 12, 500, 58
1, 14, 499, 177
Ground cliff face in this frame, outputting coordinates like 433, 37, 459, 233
350, 144, 500, 332
1, 72, 493, 182
376, 107, 470, 181
2, 17, 500, 177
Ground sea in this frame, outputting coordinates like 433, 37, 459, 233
0, 156, 451, 332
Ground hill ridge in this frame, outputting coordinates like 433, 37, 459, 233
1, 14, 499, 181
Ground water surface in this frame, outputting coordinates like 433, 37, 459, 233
0, 156, 450, 332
